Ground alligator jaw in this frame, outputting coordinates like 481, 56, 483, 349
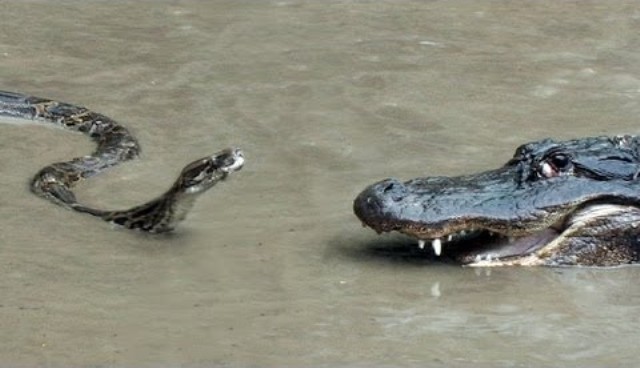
363, 212, 565, 266
408, 226, 561, 266
351, 173, 571, 266
356, 196, 640, 267
354, 176, 640, 267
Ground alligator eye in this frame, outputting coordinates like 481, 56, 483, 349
549, 154, 570, 170
538, 153, 572, 178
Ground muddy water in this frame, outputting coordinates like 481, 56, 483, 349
2, 1, 640, 366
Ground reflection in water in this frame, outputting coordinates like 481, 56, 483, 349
430, 281, 441, 298
367, 264, 640, 364
2, 0, 640, 366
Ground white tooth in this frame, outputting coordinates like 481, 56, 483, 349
432, 238, 442, 256
447, 234, 453, 241
460, 230, 466, 235
418, 240, 426, 249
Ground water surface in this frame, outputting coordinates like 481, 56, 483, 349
2, 1, 640, 366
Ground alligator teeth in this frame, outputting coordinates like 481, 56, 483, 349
447, 234, 453, 241
418, 239, 442, 255
432, 238, 442, 256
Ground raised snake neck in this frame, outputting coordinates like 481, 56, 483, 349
0, 90, 243, 233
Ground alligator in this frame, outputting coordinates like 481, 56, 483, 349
353, 135, 640, 266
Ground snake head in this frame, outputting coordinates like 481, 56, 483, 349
176, 147, 244, 195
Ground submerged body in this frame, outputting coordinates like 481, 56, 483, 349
0, 91, 244, 233
354, 135, 640, 266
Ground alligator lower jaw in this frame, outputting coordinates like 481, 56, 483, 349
358, 218, 566, 266
411, 228, 561, 267
406, 227, 561, 267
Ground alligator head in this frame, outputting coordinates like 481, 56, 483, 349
354, 135, 640, 266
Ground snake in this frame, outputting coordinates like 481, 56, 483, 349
0, 90, 244, 233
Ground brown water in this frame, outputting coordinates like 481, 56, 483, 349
2, 1, 640, 366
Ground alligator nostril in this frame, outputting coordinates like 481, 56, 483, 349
377, 179, 407, 202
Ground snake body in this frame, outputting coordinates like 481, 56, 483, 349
0, 90, 244, 232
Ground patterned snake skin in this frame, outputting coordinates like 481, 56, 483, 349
0, 91, 244, 232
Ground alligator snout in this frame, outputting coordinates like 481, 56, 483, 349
355, 178, 406, 208
353, 178, 410, 232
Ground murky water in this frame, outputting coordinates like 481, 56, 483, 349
2, 1, 640, 366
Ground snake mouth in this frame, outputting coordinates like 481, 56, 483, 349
221, 148, 245, 173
